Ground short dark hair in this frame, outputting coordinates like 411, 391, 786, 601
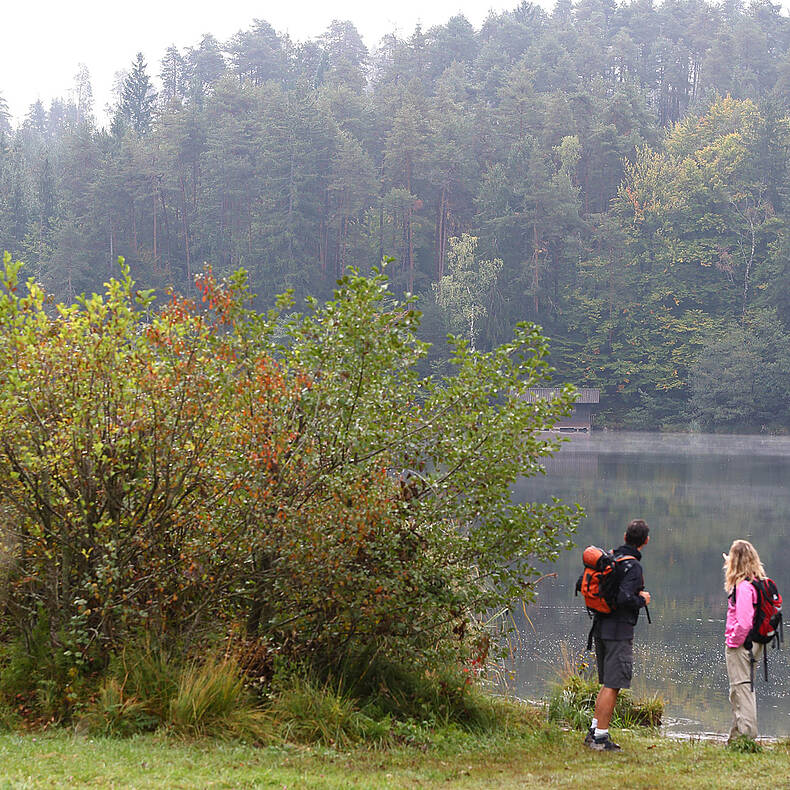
625, 518, 650, 547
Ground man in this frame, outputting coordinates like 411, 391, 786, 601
585, 518, 651, 751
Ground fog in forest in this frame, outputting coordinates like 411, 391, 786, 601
3, 0, 790, 428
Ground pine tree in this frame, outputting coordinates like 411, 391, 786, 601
38, 156, 56, 231
186, 35, 225, 105
72, 64, 94, 125
228, 20, 286, 86
121, 53, 157, 135
0, 92, 11, 134
159, 46, 187, 107
25, 100, 48, 136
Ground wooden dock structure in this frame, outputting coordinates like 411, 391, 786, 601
524, 387, 600, 432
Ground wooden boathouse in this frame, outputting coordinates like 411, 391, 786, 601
524, 387, 600, 432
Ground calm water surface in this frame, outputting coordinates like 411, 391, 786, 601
510, 431, 790, 737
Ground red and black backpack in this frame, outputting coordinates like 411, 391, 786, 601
748, 577, 783, 646
731, 577, 784, 687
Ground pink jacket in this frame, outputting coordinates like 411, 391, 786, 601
725, 579, 757, 648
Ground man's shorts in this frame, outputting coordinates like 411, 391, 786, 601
593, 636, 633, 689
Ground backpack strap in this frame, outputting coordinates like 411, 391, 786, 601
615, 554, 637, 565
615, 554, 650, 621
612, 554, 637, 590
764, 643, 769, 683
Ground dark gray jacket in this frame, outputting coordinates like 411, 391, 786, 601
593, 544, 647, 641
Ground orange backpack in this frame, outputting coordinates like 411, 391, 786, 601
575, 546, 635, 615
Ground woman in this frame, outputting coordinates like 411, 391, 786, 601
723, 539, 765, 741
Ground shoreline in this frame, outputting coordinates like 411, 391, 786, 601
507, 695, 784, 744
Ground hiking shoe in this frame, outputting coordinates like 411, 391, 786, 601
583, 727, 595, 745
589, 734, 621, 751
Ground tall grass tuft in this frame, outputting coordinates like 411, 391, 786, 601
79, 647, 181, 736
79, 678, 160, 737
80, 651, 271, 741
167, 656, 271, 741
124, 648, 181, 719
77, 644, 536, 744
727, 734, 762, 753
545, 642, 663, 731
547, 673, 663, 730
270, 674, 390, 747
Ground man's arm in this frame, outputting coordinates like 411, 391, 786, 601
616, 562, 647, 610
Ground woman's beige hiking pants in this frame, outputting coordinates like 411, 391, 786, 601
725, 643, 763, 740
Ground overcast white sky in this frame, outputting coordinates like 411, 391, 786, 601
2, 0, 546, 125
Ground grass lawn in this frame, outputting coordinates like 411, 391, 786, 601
0, 726, 787, 789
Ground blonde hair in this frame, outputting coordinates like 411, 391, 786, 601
723, 539, 766, 593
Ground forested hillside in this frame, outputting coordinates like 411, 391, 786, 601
3, 0, 790, 429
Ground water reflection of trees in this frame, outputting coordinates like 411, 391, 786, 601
517, 459, 790, 600
540, 453, 599, 477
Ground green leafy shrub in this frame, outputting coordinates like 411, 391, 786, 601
0, 613, 97, 723
0, 255, 581, 725
334, 647, 499, 731
0, 258, 253, 667
0, 701, 21, 732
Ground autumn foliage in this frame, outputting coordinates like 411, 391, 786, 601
0, 252, 580, 706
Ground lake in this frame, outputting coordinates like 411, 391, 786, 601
508, 431, 790, 737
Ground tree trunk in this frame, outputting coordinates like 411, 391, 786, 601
320, 187, 329, 274
407, 207, 414, 293
436, 184, 447, 280
159, 181, 172, 264
378, 156, 385, 265
742, 210, 757, 320
152, 186, 158, 264
180, 174, 192, 282
532, 223, 540, 317
340, 213, 349, 274
288, 144, 295, 263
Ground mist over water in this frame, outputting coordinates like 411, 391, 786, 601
509, 431, 790, 737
